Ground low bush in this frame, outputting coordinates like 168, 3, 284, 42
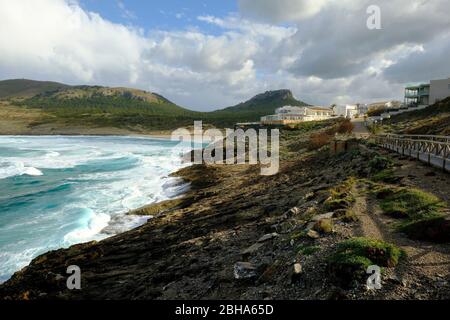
314, 218, 334, 233
380, 188, 445, 220
336, 119, 354, 134
371, 169, 400, 183
339, 209, 359, 222
327, 237, 404, 287
297, 244, 320, 256
324, 178, 356, 211
308, 132, 333, 150
371, 185, 397, 199
369, 155, 392, 172
400, 217, 450, 243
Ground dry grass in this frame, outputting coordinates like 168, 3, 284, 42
308, 131, 333, 150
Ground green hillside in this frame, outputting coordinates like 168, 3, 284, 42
10, 84, 199, 130
211, 89, 309, 121
383, 97, 450, 135
18, 85, 193, 115
0, 79, 69, 98
0, 79, 312, 130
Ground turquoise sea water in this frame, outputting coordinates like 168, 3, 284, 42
0, 136, 191, 283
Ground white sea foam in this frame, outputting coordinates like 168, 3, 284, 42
22, 167, 44, 176
0, 161, 43, 179
0, 135, 193, 283
0, 247, 44, 283
63, 209, 111, 244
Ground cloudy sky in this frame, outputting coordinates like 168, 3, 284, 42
1, 0, 449, 111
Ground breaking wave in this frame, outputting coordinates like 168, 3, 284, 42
0, 135, 192, 283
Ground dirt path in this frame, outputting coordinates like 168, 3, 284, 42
353, 184, 383, 240
351, 118, 370, 139
351, 181, 450, 299
381, 150, 450, 203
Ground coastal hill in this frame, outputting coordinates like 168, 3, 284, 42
13, 85, 193, 116
0, 79, 69, 99
211, 89, 309, 119
206, 89, 309, 127
0, 79, 310, 132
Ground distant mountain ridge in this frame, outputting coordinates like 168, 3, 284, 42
0, 79, 312, 130
217, 89, 309, 115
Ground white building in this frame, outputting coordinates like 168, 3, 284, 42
261, 105, 333, 125
357, 103, 369, 115
405, 77, 450, 106
430, 78, 450, 104
333, 105, 358, 118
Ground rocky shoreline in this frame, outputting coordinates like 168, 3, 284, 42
1, 124, 449, 300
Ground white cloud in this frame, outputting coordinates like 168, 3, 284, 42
238, 0, 450, 103
384, 32, 450, 83
0, 0, 294, 110
0, 0, 449, 110
0, 0, 145, 85
117, 0, 136, 20
238, 0, 329, 22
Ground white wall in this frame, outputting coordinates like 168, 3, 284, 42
334, 105, 357, 118
430, 78, 450, 104
275, 106, 306, 114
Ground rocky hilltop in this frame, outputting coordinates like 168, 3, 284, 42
249, 89, 295, 102
215, 89, 309, 115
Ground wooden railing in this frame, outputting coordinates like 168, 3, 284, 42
375, 134, 450, 172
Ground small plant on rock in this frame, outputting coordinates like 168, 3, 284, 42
324, 178, 356, 211
314, 218, 333, 233
327, 237, 404, 287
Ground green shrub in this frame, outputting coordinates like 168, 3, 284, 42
297, 244, 320, 256
371, 186, 397, 199
371, 169, 400, 183
324, 178, 356, 211
284, 120, 330, 133
380, 188, 445, 220
327, 237, 404, 286
324, 197, 354, 211
399, 217, 450, 243
314, 219, 334, 233
330, 237, 403, 268
369, 155, 392, 172
340, 209, 359, 222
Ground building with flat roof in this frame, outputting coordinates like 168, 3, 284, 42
430, 78, 450, 104
404, 83, 430, 106
333, 104, 358, 118
356, 103, 369, 115
261, 105, 333, 125
404, 77, 450, 106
